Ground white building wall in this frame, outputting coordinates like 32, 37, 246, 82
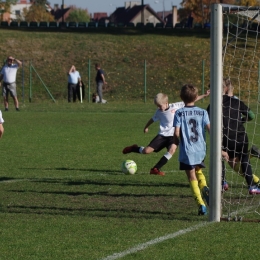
10, 3, 31, 20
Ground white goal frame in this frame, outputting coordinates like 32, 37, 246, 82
209, 4, 260, 222
209, 3, 223, 222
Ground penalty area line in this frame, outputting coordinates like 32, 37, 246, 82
100, 222, 211, 260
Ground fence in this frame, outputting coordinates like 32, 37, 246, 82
13, 58, 211, 104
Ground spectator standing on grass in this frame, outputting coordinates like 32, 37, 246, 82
0, 56, 22, 111
95, 63, 107, 103
173, 84, 210, 215
67, 65, 82, 102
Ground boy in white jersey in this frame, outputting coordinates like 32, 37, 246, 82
173, 84, 210, 215
123, 91, 210, 206
123, 92, 209, 174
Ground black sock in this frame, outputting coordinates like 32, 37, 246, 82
153, 156, 168, 170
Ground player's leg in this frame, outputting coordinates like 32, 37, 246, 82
185, 168, 207, 215
239, 153, 260, 194
150, 139, 177, 176
122, 135, 161, 154
249, 145, 260, 159
222, 160, 229, 191
195, 167, 209, 206
230, 158, 260, 184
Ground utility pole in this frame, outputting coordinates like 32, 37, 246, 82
141, 0, 144, 24
62, 0, 64, 23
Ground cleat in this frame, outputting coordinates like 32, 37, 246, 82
4, 108, 8, 111
198, 205, 207, 216
250, 145, 260, 159
122, 144, 138, 154
202, 186, 209, 206
249, 185, 260, 195
150, 168, 165, 176
16, 108, 20, 111
222, 181, 229, 191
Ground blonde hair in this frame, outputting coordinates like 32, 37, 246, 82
223, 78, 233, 93
154, 93, 168, 105
180, 84, 198, 103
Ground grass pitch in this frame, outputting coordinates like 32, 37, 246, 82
0, 101, 260, 260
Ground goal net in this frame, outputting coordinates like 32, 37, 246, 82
210, 4, 260, 222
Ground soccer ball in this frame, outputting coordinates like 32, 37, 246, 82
121, 160, 137, 175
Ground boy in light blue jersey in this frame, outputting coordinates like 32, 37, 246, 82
173, 84, 210, 215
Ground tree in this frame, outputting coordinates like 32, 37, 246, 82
179, 0, 236, 25
23, 4, 54, 22
0, 0, 17, 19
66, 9, 90, 23
29, 0, 50, 5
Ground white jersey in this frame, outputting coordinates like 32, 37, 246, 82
152, 102, 185, 136
0, 110, 4, 124
1, 64, 19, 83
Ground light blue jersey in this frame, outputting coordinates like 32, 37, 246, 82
173, 106, 210, 165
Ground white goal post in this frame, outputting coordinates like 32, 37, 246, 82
209, 3, 223, 222
210, 4, 260, 222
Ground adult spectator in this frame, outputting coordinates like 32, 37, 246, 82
67, 65, 82, 102
95, 63, 107, 103
0, 56, 22, 111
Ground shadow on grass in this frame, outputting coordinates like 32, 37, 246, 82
28, 177, 189, 188
3, 204, 198, 221
0, 177, 19, 182
8, 189, 190, 197
21, 167, 123, 174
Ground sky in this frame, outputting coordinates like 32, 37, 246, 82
47, 0, 181, 15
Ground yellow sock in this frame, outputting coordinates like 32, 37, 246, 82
190, 180, 205, 206
195, 169, 207, 190
234, 162, 260, 183
253, 174, 259, 184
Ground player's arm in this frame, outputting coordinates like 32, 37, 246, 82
173, 126, 180, 140
222, 151, 229, 162
143, 118, 154, 133
241, 109, 255, 123
206, 123, 210, 134
195, 89, 210, 102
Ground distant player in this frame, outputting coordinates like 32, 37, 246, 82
173, 84, 210, 215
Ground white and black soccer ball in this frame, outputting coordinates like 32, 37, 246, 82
121, 160, 137, 175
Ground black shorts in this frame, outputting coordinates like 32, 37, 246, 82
222, 135, 248, 160
148, 135, 174, 153
180, 161, 205, 170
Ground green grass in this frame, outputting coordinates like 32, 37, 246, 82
0, 29, 211, 102
0, 102, 260, 259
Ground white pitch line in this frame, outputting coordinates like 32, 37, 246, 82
100, 222, 211, 260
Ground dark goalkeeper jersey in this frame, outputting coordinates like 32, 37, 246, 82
222, 95, 250, 142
